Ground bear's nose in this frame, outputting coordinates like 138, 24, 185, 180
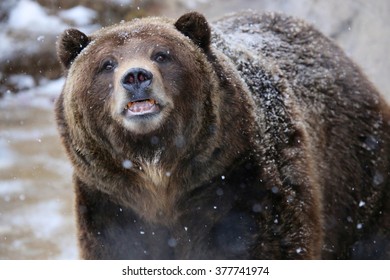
121, 68, 153, 91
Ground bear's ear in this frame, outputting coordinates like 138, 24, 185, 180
57, 29, 90, 69
175, 12, 211, 52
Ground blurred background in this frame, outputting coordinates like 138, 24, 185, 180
0, 0, 389, 259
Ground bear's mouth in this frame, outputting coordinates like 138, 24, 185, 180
124, 99, 160, 116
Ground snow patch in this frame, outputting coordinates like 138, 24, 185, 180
0, 31, 38, 59
7, 0, 67, 34
0, 139, 16, 169
59, 6, 97, 27
0, 1, 100, 64
24, 200, 64, 238
0, 78, 64, 110
1, 200, 65, 240
180, 0, 209, 9
0, 180, 25, 196
112, 0, 134, 6
8, 75, 35, 90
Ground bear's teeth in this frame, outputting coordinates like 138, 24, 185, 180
126, 99, 156, 108
126, 99, 158, 114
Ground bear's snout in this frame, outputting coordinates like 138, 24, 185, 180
121, 68, 153, 92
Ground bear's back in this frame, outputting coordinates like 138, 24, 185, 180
212, 11, 390, 258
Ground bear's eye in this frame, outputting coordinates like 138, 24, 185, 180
101, 59, 117, 73
153, 52, 171, 63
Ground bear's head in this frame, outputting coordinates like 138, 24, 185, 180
57, 12, 217, 159
56, 12, 255, 222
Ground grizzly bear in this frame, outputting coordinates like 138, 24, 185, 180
55, 11, 390, 259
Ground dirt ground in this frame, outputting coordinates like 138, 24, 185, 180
0, 0, 389, 259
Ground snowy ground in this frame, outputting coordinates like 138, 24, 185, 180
0, 0, 91, 259
0, 0, 389, 259
0, 79, 77, 259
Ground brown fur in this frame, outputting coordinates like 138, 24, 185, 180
55, 11, 390, 259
